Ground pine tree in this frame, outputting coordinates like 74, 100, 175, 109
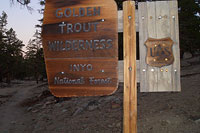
25, 30, 46, 83
0, 12, 24, 84
178, 0, 200, 56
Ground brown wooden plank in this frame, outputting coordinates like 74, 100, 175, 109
156, 1, 172, 91
42, 38, 118, 59
138, 2, 149, 92
118, 10, 139, 33
123, 1, 137, 133
46, 59, 118, 87
118, 60, 140, 83
42, 0, 118, 59
169, 1, 181, 91
42, 0, 118, 97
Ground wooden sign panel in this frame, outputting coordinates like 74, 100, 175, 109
42, 0, 118, 97
145, 37, 174, 67
138, 1, 181, 92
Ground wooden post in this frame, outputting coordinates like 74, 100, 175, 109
123, 1, 137, 133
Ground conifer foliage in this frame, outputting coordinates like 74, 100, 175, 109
0, 12, 24, 83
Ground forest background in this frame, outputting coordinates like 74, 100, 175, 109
0, 0, 200, 84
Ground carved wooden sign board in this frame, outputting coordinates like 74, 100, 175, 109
145, 37, 174, 68
42, 0, 118, 97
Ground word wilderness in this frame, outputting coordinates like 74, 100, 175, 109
47, 39, 113, 51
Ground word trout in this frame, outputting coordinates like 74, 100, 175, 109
59, 22, 99, 34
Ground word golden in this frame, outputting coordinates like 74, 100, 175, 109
56, 7, 101, 18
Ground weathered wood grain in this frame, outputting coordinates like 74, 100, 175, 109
42, 0, 118, 97
169, 1, 181, 91
118, 60, 140, 83
123, 1, 137, 133
145, 37, 174, 67
46, 59, 118, 87
139, 1, 181, 92
139, 2, 149, 92
118, 10, 139, 32
156, 1, 172, 91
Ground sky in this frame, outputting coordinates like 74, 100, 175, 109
0, 0, 42, 51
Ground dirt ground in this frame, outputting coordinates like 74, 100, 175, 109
0, 58, 200, 133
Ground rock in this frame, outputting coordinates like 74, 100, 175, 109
187, 56, 200, 63
72, 102, 89, 116
55, 103, 62, 108
88, 105, 98, 111
27, 107, 32, 112
45, 101, 53, 105
116, 122, 121, 127
183, 52, 192, 59
62, 109, 68, 113
46, 96, 54, 101
34, 104, 42, 108
32, 110, 39, 113
195, 119, 200, 124
181, 60, 191, 67
42, 104, 47, 109
11, 121, 16, 124
104, 96, 115, 102
108, 124, 113, 128
111, 103, 120, 109
37, 93, 43, 98
72, 108, 83, 116
161, 120, 170, 126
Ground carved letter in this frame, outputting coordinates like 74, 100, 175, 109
72, 40, 78, 51
83, 23, 91, 32
93, 22, 99, 32
94, 40, 100, 50
56, 8, 63, 18
80, 64, 86, 71
87, 7, 92, 16
48, 41, 56, 51
73, 8, 79, 17
87, 64, 93, 71
74, 23, 82, 33
64, 8, 71, 17
65, 40, 72, 51
67, 23, 73, 33
93, 7, 100, 16
106, 39, 113, 49
79, 8, 85, 17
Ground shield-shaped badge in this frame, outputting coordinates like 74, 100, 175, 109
145, 37, 174, 67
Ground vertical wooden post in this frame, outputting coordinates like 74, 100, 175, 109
123, 1, 137, 133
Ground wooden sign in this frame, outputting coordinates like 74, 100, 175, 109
139, 1, 181, 92
145, 37, 174, 67
42, 0, 118, 97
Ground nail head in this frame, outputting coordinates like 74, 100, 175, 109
142, 16, 145, 20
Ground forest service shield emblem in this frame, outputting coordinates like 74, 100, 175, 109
145, 37, 174, 67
